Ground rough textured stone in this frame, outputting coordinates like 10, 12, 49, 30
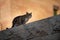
0, 15, 60, 40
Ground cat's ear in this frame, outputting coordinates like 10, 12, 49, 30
26, 12, 32, 15
26, 12, 29, 14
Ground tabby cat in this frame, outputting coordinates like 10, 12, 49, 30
12, 12, 32, 28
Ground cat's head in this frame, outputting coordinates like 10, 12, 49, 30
26, 12, 32, 18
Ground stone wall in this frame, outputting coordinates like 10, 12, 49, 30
0, 15, 60, 40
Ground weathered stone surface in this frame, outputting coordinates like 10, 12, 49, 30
0, 15, 60, 40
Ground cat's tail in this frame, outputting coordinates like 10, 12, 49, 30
6, 28, 9, 29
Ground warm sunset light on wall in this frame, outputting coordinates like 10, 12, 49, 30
0, 0, 60, 30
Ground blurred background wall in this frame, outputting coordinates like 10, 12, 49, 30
0, 0, 60, 30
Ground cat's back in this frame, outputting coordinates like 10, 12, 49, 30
12, 16, 22, 23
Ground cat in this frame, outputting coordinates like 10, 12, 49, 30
12, 12, 32, 28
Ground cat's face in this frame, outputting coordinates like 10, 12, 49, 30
26, 12, 32, 18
